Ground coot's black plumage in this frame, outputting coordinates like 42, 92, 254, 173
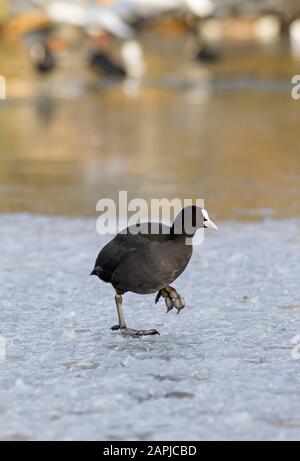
91, 205, 217, 337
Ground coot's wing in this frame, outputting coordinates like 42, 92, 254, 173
110, 239, 191, 295
92, 222, 171, 283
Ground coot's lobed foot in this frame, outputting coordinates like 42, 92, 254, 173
156, 286, 185, 314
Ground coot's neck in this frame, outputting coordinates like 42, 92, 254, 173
170, 223, 196, 241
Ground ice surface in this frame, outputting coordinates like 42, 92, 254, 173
0, 214, 300, 441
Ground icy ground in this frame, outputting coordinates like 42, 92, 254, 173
1, 214, 300, 441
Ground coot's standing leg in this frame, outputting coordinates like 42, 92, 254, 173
155, 286, 185, 314
111, 293, 127, 330
111, 293, 160, 337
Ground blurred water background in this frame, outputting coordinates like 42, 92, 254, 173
1, 0, 300, 221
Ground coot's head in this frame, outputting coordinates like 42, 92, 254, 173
172, 205, 217, 237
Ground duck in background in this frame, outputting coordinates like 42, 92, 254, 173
2, 0, 136, 77
26, 34, 56, 73
36, 0, 135, 77
89, 31, 127, 78
108, 0, 219, 64
185, 0, 220, 63
0, 3, 57, 74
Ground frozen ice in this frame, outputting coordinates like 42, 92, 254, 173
0, 214, 300, 440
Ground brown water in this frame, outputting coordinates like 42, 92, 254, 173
0, 39, 300, 221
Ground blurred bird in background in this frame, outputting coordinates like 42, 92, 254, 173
2, 0, 300, 79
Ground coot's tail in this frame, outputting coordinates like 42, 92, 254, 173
90, 266, 101, 276
90, 266, 111, 283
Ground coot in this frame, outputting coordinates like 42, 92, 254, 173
91, 205, 217, 337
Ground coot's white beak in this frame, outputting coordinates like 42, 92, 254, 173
202, 208, 218, 230
204, 219, 218, 230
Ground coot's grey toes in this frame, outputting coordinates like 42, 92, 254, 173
165, 297, 174, 313
140, 329, 160, 336
155, 289, 169, 304
169, 289, 178, 300
120, 327, 160, 337
155, 291, 161, 304
120, 328, 141, 337
174, 296, 185, 313
111, 324, 121, 330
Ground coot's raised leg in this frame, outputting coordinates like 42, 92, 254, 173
155, 286, 185, 314
111, 293, 160, 337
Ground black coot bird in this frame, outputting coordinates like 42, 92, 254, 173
91, 206, 217, 337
